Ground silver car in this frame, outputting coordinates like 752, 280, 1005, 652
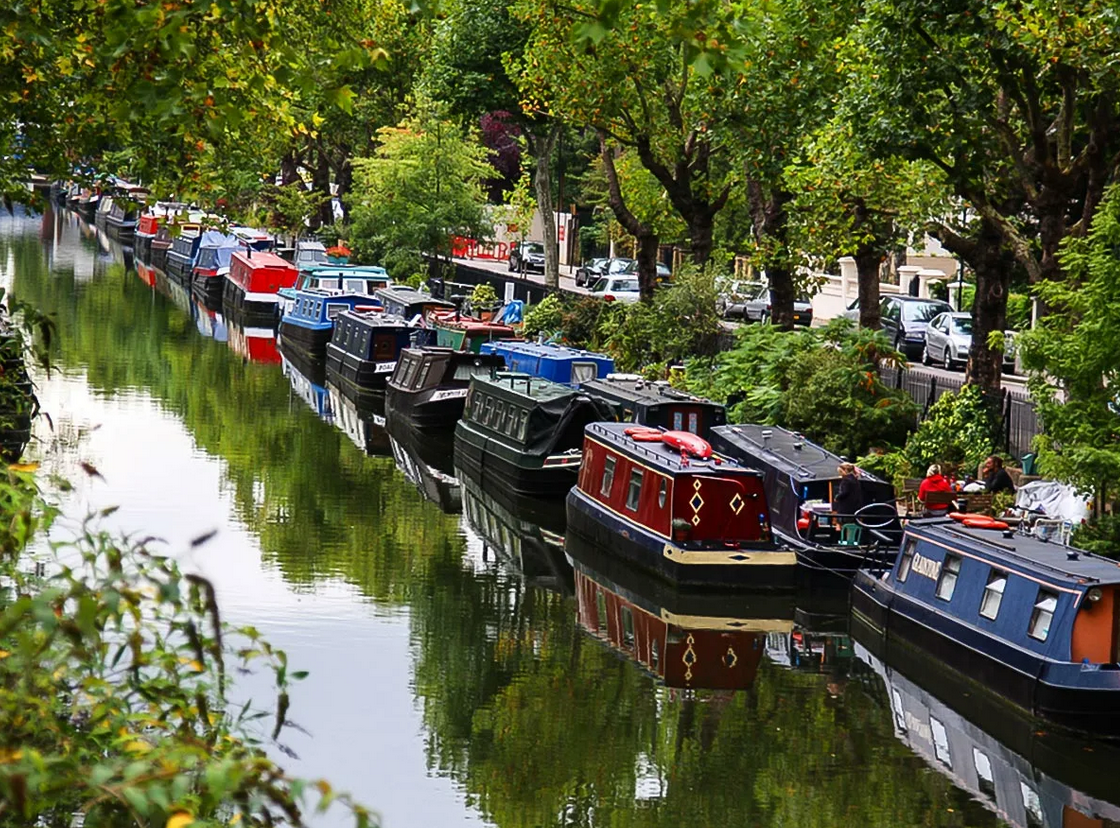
922, 312, 1016, 371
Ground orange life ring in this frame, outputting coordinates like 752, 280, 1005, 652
949, 512, 990, 523
624, 426, 663, 442
662, 430, 713, 459
962, 517, 1010, 531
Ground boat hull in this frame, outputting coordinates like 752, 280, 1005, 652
223, 277, 279, 326
453, 419, 579, 501
325, 344, 394, 397
566, 487, 797, 590
851, 571, 1120, 735
277, 319, 332, 361
385, 385, 468, 431
192, 272, 225, 312
776, 528, 898, 578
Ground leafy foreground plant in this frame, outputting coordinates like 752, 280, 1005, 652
0, 476, 376, 827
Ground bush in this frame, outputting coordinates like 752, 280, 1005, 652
470, 282, 499, 309
902, 384, 999, 476
522, 294, 563, 339
1072, 515, 1120, 558
856, 450, 915, 491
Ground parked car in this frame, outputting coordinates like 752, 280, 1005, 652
575, 257, 610, 287
587, 275, 641, 303
717, 280, 813, 326
509, 241, 546, 273
842, 295, 952, 358
619, 259, 672, 282
922, 312, 1017, 372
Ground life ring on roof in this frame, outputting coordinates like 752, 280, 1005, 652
962, 517, 1010, 531
624, 426, 664, 442
662, 430, 713, 459
949, 512, 990, 523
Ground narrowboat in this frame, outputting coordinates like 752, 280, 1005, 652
375, 286, 454, 322
580, 375, 726, 437
432, 314, 520, 353
294, 239, 328, 269
192, 230, 241, 309
277, 288, 381, 360
387, 419, 461, 514
277, 264, 391, 317
854, 640, 1120, 828
567, 422, 796, 588
324, 310, 417, 397
223, 249, 298, 322
385, 347, 505, 430
134, 212, 162, 264
74, 189, 99, 221
230, 226, 274, 252
100, 192, 144, 241
191, 298, 228, 343
453, 372, 612, 500
281, 353, 333, 425
568, 534, 791, 690
851, 516, 1120, 734
225, 317, 280, 364
165, 230, 202, 286
461, 471, 571, 591
709, 424, 902, 574
479, 341, 614, 385
328, 383, 390, 456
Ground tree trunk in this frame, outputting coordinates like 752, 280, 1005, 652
310, 147, 333, 230
526, 124, 560, 290
854, 247, 882, 331
599, 132, 658, 301
746, 181, 794, 328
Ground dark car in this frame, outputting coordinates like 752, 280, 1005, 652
575, 257, 610, 287
619, 259, 671, 283
509, 241, 546, 273
842, 295, 952, 358
718, 280, 813, 326
576, 257, 634, 287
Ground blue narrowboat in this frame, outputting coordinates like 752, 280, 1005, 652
479, 341, 615, 385
277, 264, 391, 317
325, 310, 418, 397
375, 286, 454, 321
278, 288, 382, 359
164, 230, 202, 287
710, 424, 902, 574
579, 375, 726, 438
566, 422, 796, 589
192, 230, 241, 309
852, 516, 1120, 734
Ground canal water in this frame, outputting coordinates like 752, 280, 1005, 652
2, 205, 1116, 828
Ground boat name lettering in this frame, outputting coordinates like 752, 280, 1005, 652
430, 389, 469, 402
374, 361, 397, 374
910, 552, 941, 581
372, 414, 386, 427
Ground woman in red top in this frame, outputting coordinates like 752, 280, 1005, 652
918, 464, 955, 515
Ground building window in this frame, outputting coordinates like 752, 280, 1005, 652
657, 478, 668, 509
621, 606, 635, 648
600, 456, 616, 497
897, 539, 916, 582
1029, 590, 1058, 642
979, 570, 1008, 620
626, 468, 643, 511
935, 554, 961, 601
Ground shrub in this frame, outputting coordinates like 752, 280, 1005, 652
1072, 515, 1120, 558
855, 450, 915, 491
902, 384, 999, 476
522, 294, 563, 339
470, 282, 499, 309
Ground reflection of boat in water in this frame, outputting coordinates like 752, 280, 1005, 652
387, 422, 461, 515
225, 314, 279, 364
853, 633, 1120, 828
460, 467, 571, 593
568, 533, 793, 690
281, 354, 333, 424
328, 383, 390, 457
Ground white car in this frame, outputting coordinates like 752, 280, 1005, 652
587, 275, 641, 303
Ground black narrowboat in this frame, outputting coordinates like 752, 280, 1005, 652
328, 382, 391, 457
579, 375, 726, 438
567, 422, 797, 589
709, 424, 902, 574
453, 372, 612, 502
852, 516, 1120, 734
385, 347, 505, 430
387, 419, 460, 514
325, 311, 417, 397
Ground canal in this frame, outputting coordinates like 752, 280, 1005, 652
1, 205, 1116, 828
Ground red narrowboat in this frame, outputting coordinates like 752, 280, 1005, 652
224, 249, 299, 324
226, 320, 280, 365
566, 422, 797, 588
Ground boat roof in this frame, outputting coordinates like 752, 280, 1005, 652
400, 346, 505, 365
375, 286, 453, 307
481, 340, 613, 364
304, 264, 388, 277
337, 309, 412, 330
233, 250, 294, 269
230, 226, 272, 242
471, 372, 579, 403
297, 240, 327, 252
909, 518, 1120, 586
711, 423, 884, 484
580, 376, 723, 410
585, 422, 760, 477
291, 287, 378, 301
198, 229, 239, 249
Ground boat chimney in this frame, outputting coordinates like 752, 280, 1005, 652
761, 428, 772, 448
1067, 550, 1080, 561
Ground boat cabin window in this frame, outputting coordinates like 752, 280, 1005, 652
400, 356, 420, 388
650, 638, 660, 670
896, 539, 916, 582
345, 279, 366, 293
930, 717, 952, 768
621, 606, 635, 649
1021, 784, 1044, 828
454, 363, 493, 381
326, 303, 347, 320
657, 478, 668, 509
1028, 590, 1058, 642
626, 469, 643, 511
571, 361, 598, 384
416, 361, 435, 389
979, 571, 1008, 620
483, 397, 495, 426
601, 456, 617, 497
935, 555, 961, 601
973, 750, 995, 799
596, 591, 607, 634
671, 410, 701, 434
470, 391, 485, 420
515, 409, 529, 441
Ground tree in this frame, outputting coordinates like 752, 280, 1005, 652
348, 108, 493, 279
1019, 184, 1120, 510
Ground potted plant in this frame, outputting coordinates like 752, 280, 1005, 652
326, 244, 351, 264
470, 283, 501, 322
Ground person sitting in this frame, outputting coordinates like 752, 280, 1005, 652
918, 464, 955, 516
982, 455, 1016, 494
833, 463, 862, 524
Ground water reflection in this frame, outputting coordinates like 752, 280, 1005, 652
4, 204, 1103, 827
